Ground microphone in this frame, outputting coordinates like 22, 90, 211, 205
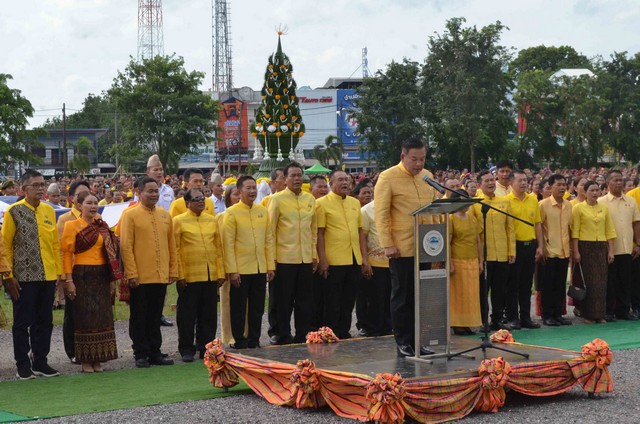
422, 175, 445, 195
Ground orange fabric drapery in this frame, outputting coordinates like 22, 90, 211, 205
203, 335, 614, 424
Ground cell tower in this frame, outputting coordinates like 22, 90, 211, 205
212, 0, 233, 95
137, 0, 165, 61
362, 47, 371, 78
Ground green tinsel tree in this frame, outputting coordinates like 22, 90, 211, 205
250, 31, 306, 166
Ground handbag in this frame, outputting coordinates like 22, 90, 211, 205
567, 263, 587, 301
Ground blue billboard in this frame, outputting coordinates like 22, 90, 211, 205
336, 89, 362, 147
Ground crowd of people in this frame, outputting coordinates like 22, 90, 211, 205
2, 138, 640, 380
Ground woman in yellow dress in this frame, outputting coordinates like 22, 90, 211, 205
449, 190, 483, 335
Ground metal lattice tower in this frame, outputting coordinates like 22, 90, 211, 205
212, 0, 233, 94
137, 0, 164, 61
362, 47, 371, 78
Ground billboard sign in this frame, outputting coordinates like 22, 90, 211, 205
337, 89, 362, 147
218, 97, 249, 150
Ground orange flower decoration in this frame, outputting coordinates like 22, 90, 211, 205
306, 326, 340, 344
365, 373, 406, 423
490, 329, 514, 343
276, 131, 282, 137
275, 95, 281, 100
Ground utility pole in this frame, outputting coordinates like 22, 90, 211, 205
114, 110, 119, 170
62, 103, 67, 174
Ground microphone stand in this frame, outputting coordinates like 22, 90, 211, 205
424, 178, 531, 360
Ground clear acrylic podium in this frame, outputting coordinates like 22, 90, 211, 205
408, 198, 479, 364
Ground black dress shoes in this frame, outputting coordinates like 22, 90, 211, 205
149, 356, 174, 365
520, 319, 541, 329
160, 316, 174, 327
542, 317, 560, 326
555, 316, 572, 326
397, 345, 415, 357
135, 358, 150, 368
419, 346, 435, 355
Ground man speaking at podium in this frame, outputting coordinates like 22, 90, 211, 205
374, 138, 437, 357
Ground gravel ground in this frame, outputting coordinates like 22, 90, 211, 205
0, 310, 635, 423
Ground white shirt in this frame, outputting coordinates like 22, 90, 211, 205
157, 183, 174, 211
211, 194, 226, 215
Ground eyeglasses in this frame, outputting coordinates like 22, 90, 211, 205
26, 183, 46, 189
189, 196, 205, 202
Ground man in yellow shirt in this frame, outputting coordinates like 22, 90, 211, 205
121, 176, 178, 368
374, 138, 436, 357
268, 162, 317, 344
260, 168, 286, 208
494, 160, 513, 197
317, 170, 370, 340
505, 170, 543, 329
539, 174, 573, 326
170, 168, 215, 217
598, 170, 640, 321
174, 188, 226, 361
223, 176, 275, 349
473, 170, 515, 331
309, 175, 329, 199
2, 169, 63, 379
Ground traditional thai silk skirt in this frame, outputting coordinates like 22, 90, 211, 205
450, 258, 482, 327
577, 241, 608, 320
72, 264, 118, 363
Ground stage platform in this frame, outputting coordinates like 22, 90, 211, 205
204, 332, 613, 423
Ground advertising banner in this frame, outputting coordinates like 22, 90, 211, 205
336, 89, 362, 147
218, 97, 248, 150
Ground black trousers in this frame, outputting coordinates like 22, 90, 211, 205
632, 257, 640, 311
311, 272, 325, 330
177, 281, 217, 356
540, 257, 570, 319
607, 254, 633, 315
389, 257, 417, 347
129, 283, 167, 360
484, 261, 509, 324
12, 281, 55, 369
357, 266, 392, 336
229, 273, 266, 347
323, 263, 360, 338
62, 295, 75, 359
275, 263, 313, 343
267, 277, 278, 337
506, 242, 536, 321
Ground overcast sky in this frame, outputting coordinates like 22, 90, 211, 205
2, 0, 639, 128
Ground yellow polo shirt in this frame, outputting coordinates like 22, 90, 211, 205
316, 191, 363, 266
173, 210, 225, 282
626, 186, 640, 213
495, 181, 512, 197
267, 187, 317, 264
374, 162, 436, 257
170, 197, 215, 218
571, 202, 617, 242
471, 194, 515, 262
539, 196, 572, 259
120, 204, 178, 283
598, 193, 640, 255
506, 192, 541, 241
570, 197, 584, 207
2, 199, 63, 281
222, 201, 275, 274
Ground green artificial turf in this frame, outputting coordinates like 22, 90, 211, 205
467, 319, 640, 352
0, 362, 250, 420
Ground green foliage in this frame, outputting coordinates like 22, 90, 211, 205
312, 135, 344, 169
108, 55, 218, 174
0, 74, 43, 173
68, 136, 95, 175
250, 36, 305, 160
351, 59, 425, 169
422, 17, 514, 171
509, 45, 592, 80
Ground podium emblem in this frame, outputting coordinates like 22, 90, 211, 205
423, 230, 444, 257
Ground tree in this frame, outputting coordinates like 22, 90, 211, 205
0, 74, 43, 174
596, 52, 640, 164
351, 59, 425, 169
108, 55, 218, 174
312, 135, 343, 169
422, 18, 514, 171
68, 136, 96, 176
509, 45, 591, 80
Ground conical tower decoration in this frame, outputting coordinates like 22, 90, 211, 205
251, 29, 306, 177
